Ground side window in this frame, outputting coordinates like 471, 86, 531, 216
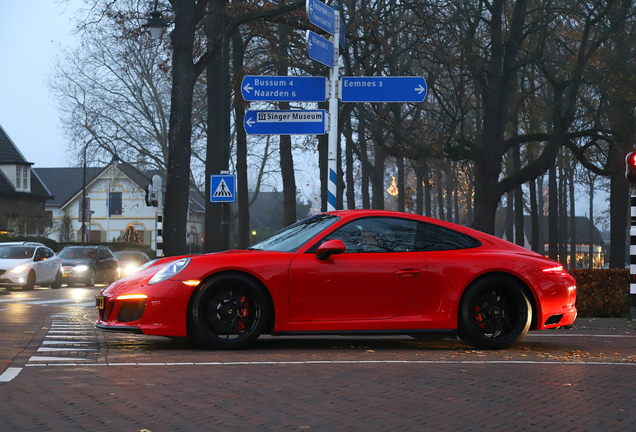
44, 248, 54, 259
35, 248, 46, 260
97, 248, 107, 259
323, 217, 418, 253
414, 222, 481, 251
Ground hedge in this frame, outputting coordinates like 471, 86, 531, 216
567, 269, 630, 318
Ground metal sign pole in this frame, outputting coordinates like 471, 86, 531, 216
327, 6, 340, 212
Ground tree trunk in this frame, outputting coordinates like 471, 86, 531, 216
548, 165, 558, 261
397, 157, 405, 212
232, 33, 249, 249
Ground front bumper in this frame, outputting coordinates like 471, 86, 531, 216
0, 270, 29, 287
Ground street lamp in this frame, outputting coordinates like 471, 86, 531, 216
146, 0, 167, 40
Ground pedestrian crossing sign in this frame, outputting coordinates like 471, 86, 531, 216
210, 174, 236, 203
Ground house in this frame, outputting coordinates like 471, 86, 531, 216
0, 124, 53, 235
35, 159, 205, 251
495, 209, 605, 268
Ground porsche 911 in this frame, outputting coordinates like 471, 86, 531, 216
95, 210, 576, 350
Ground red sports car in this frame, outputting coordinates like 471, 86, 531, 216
95, 210, 577, 350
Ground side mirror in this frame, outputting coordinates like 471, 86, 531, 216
316, 239, 346, 261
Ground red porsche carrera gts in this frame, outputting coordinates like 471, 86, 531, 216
95, 210, 576, 350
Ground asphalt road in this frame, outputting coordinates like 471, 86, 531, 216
1, 286, 636, 431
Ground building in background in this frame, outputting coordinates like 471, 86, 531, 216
0, 124, 53, 236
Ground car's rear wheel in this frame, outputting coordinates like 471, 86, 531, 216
51, 270, 62, 289
24, 271, 36, 290
191, 274, 268, 350
459, 275, 531, 350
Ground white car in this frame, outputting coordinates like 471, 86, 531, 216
0, 242, 63, 290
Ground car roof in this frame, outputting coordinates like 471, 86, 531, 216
0, 241, 45, 247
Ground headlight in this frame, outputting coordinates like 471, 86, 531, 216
148, 258, 190, 285
9, 265, 28, 274
74, 265, 89, 272
124, 264, 137, 275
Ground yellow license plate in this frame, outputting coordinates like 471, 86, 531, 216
95, 295, 105, 309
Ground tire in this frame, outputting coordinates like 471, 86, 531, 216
459, 275, 532, 350
51, 270, 62, 289
191, 274, 268, 350
85, 270, 96, 287
24, 271, 36, 290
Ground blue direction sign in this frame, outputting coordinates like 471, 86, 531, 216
341, 76, 428, 103
307, 31, 334, 68
241, 76, 327, 102
210, 174, 236, 203
244, 110, 327, 135
339, 18, 346, 49
306, 0, 335, 35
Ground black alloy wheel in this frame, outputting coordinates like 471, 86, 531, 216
459, 275, 531, 350
191, 274, 268, 350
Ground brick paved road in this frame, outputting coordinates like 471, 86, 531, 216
1, 289, 636, 431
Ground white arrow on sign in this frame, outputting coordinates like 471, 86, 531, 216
243, 83, 253, 93
246, 118, 255, 127
415, 85, 426, 94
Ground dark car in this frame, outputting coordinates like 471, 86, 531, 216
115, 251, 150, 278
59, 246, 119, 287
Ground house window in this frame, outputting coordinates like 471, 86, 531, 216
109, 191, 122, 216
15, 166, 21, 189
22, 167, 29, 190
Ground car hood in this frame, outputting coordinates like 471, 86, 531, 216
61, 258, 94, 266
0, 258, 31, 270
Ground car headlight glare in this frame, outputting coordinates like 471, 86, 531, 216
9, 265, 28, 274
74, 265, 89, 272
148, 258, 190, 285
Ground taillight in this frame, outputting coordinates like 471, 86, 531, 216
542, 265, 569, 276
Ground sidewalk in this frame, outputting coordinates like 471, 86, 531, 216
569, 317, 635, 331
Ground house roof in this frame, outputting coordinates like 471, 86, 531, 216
0, 124, 30, 165
0, 124, 52, 199
495, 209, 605, 245
34, 167, 103, 206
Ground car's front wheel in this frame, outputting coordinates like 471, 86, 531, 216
24, 271, 36, 290
459, 275, 531, 350
85, 270, 96, 287
191, 274, 268, 350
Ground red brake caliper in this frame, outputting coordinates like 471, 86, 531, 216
238, 295, 249, 331
474, 305, 485, 329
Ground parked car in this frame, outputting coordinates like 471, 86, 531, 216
95, 209, 577, 350
115, 251, 150, 277
0, 242, 62, 290
58, 246, 119, 287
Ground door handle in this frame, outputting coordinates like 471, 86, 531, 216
395, 269, 422, 277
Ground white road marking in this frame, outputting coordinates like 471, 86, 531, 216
37, 347, 95, 352
22, 360, 636, 367
526, 334, 636, 338
0, 298, 42, 303
45, 335, 94, 339
42, 340, 97, 345
0, 367, 23, 382
28, 356, 96, 362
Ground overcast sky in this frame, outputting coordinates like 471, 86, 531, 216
0, 1, 83, 168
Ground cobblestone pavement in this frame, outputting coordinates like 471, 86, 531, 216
1, 306, 636, 431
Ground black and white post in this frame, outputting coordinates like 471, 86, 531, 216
625, 151, 636, 319
152, 175, 163, 258
631, 184, 636, 319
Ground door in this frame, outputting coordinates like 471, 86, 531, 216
288, 216, 427, 321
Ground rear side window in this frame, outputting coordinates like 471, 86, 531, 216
414, 222, 481, 251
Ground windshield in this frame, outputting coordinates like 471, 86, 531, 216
0, 246, 35, 259
249, 214, 339, 252
58, 248, 96, 259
